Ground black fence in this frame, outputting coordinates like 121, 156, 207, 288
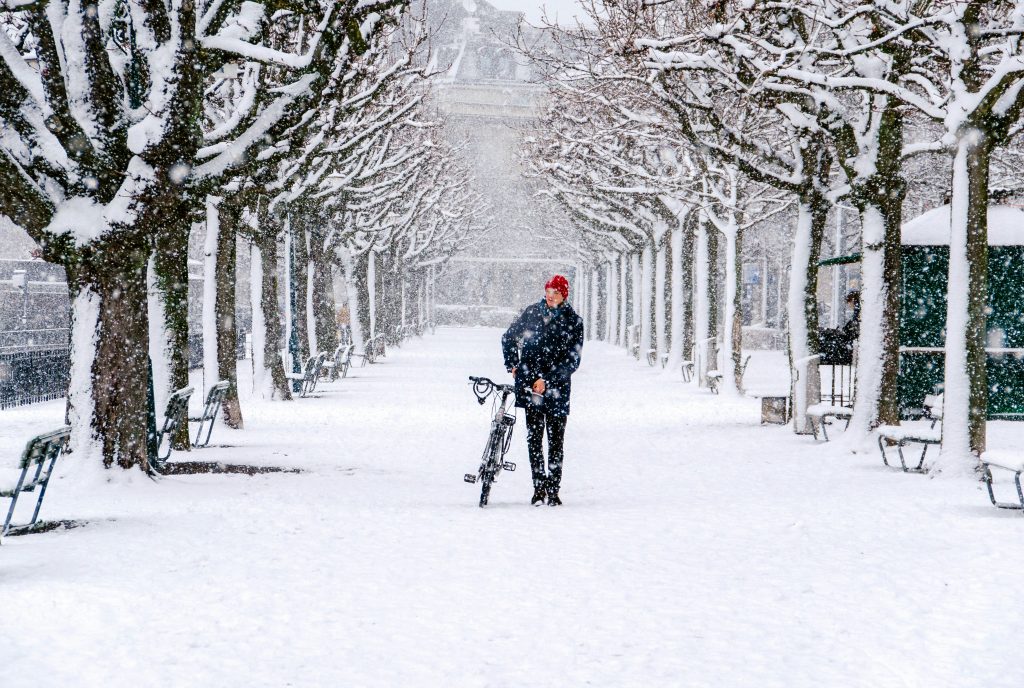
0, 347, 71, 409
0, 331, 251, 409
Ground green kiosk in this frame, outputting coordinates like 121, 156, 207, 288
899, 204, 1024, 418
818, 203, 1024, 418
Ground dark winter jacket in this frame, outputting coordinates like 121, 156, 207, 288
501, 300, 584, 417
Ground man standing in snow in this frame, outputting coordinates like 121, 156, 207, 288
501, 275, 584, 506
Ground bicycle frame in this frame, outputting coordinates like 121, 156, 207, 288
465, 376, 517, 506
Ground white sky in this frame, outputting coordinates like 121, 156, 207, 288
486, 0, 592, 25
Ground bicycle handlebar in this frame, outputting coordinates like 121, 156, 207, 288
468, 375, 515, 404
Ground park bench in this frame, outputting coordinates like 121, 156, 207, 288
704, 356, 750, 395
191, 380, 230, 447
2, 426, 71, 540
643, 350, 692, 378
322, 344, 353, 381
154, 386, 194, 465
284, 354, 326, 398
397, 323, 417, 342
806, 403, 853, 441
355, 335, 386, 366
745, 385, 791, 425
876, 393, 943, 473
805, 357, 857, 441
706, 369, 723, 394
981, 451, 1024, 511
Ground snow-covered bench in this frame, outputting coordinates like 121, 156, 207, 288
806, 403, 853, 441
705, 356, 750, 395
284, 354, 326, 398
354, 335, 386, 367
706, 370, 722, 394
746, 388, 790, 425
191, 380, 230, 447
153, 386, 194, 468
681, 359, 694, 382
981, 451, 1024, 511
322, 344, 353, 381
876, 394, 943, 473
2, 426, 70, 540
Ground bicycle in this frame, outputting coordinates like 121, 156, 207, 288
463, 376, 517, 507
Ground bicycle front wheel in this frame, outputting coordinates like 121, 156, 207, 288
478, 431, 502, 507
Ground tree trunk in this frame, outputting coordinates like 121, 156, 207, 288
937, 131, 990, 468
655, 236, 667, 363
259, 233, 293, 400
152, 214, 192, 450
694, 213, 712, 385
73, 238, 152, 469
249, 240, 270, 397
719, 224, 741, 395
707, 226, 719, 353
291, 214, 311, 361
667, 219, 687, 372
311, 250, 338, 357
619, 253, 628, 349
377, 251, 402, 342
367, 251, 377, 338
607, 260, 617, 345
847, 196, 903, 439
630, 251, 641, 356
203, 196, 221, 397
841, 102, 906, 441
789, 196, 828, 434
640, 242, 654, 361
730, 227, 744, 393
681, 216, 695, 362
216, 203, 243, 429
336, 246, 367, 351
357, 252, 372, 347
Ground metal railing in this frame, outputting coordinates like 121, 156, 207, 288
0, 347, 71, 409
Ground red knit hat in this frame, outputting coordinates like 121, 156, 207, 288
545, 275, 569, 301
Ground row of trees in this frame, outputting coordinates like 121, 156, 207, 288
520, 0, 1024, 471
0, 1, 483, 470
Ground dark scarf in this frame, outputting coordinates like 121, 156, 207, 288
541, 300, 563, 325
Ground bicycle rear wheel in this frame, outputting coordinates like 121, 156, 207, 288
478, 431, 502, 507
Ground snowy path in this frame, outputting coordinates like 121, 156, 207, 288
2, 327, 1023, 687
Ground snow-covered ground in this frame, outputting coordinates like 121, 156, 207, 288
1, 327, 1022, 687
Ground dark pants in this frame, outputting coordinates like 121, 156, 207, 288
525, 408, 567, 492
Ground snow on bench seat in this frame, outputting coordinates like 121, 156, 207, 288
805, 404, 853, 441
981, 450, 1024, 473
876, 423, 941, 444
876, 421, 940, 473
981, 450, 1024, 510
745, 389, 790, 401
705, 370, 722, 394
746, 390, 789, 425
806, 403, 852, 418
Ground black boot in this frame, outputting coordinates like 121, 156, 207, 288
531, 485, 546, 506
547, 485, 562, 506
